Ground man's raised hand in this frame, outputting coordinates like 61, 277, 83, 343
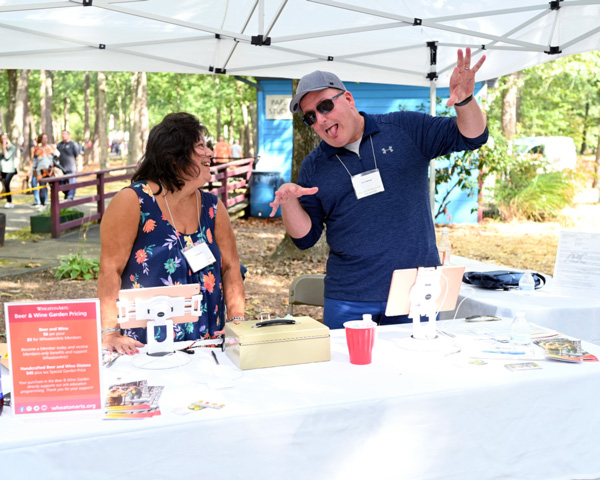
446, 47, 486, 108
269, 183, 319, 217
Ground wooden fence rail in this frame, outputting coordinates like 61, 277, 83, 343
42, 157, 255, 238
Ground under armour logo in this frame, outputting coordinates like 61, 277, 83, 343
381, 146, 393, 154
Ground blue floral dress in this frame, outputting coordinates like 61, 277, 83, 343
120, 181, 225, 344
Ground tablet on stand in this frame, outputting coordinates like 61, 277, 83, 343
117, 284, 203, 369
385, 265, 465, 353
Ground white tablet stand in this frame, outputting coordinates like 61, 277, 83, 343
397, 267, 457, 353
117, 294, 203, 369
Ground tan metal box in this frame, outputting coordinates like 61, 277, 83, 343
224, 317, 330, 370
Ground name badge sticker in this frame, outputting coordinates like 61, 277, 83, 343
351, 168, 385, 199
182, 241, 216, 273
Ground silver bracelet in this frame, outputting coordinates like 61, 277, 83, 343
101, 327, 121, 335
226, 317, 245, 323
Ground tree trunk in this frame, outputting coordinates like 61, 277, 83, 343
115, 75, 124, 132
97, 71, 108, 169
216, 108, 222, 140
93, 93, 99, 165
128, 72, 142, 164
139, 71, 149, 154
593, 130, 600, 189
84, 72, 92, 165
229, 102, 235, 142
248, 102, 257, 157
10, 69, 28, 169
242, 102, 251, 158
515, 71, 523, 124
6, 70, 17, 132
40, 70, 54, 142
63, 96, 70, 131
214, 76, 222, 139
501, 72, 519, 140
271, 79, 329, 263
22, 102, 33, 170
581, 101, 589, 154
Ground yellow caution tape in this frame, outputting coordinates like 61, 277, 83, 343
0, 185, 44, 197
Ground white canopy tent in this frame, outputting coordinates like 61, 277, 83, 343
1, 0, 599, 208
1, 0, 599, 85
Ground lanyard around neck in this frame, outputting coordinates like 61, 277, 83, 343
335, 136, 378, 178
160, 183, 200, 251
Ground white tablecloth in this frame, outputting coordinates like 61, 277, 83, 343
1, 321, 600, 480
441, 256, 600, 345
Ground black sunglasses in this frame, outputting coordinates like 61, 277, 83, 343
302, 91, 345, 126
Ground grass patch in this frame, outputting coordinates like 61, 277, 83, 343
5, 227, 49, 242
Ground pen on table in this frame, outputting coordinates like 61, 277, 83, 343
105, 354, 121, 368
211, 351, 220, 365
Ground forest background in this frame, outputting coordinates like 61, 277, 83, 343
0, 52, 599, 337
1, 51, 599, 179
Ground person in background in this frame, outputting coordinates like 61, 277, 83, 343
269, 48, 488, 329
98, 112, 245, 355
56, 130, 82, 200
32, 133, 59, 208
231, 139, 242, 159
213, 135, 232, 164
1, 133, 18, 209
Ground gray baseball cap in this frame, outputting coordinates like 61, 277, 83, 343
289, 71, 346, 113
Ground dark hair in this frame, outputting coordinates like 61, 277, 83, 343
132, 112, 209, 193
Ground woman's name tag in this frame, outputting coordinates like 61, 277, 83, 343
351, 168, 385, 199
182, 242, 216, 273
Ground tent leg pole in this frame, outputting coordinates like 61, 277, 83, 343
429, 80, 437, 220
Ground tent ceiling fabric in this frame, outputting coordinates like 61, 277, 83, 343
0, 0, 599, 86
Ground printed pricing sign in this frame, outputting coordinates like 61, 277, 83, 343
4, 299, 102, 415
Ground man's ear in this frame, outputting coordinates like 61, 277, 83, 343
344, 91, 356, 108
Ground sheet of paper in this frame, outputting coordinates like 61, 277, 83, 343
552, 231, 600, 297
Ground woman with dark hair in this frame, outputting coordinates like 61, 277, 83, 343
98, 112, 245, 354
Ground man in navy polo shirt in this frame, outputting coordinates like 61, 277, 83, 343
270, 48, 489, 329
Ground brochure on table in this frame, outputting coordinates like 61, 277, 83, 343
4, 299, 102, 416
551, 231, 600, 297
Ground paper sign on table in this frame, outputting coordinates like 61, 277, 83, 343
552, 231, 600, 297
4, 299, 102, 415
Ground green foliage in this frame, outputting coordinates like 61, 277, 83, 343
410, 100, 509, 219
488, 51, 600, 154
145, 72, 256, 139
494, 169, 582, 221
37, 207, 83, 217
491, 145, 584, 222
54, 252, 100, 281
1, 69, 257, 148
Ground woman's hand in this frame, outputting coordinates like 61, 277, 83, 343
102, 331, 143, 355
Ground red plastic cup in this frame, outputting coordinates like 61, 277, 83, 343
344, 320, 376, 365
